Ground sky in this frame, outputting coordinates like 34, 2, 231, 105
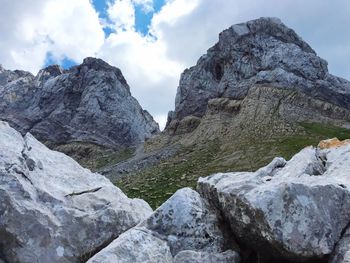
0, 0, 350, 129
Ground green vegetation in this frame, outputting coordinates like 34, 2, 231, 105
116, 139, 221, 208
95, 148, 134, 170
273, 122, 350, 160
53, 142, 134, 171
115, 122, 350, 209
53, 123, 350, 209
300, 122, 350, 140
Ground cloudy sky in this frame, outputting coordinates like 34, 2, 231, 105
1, 0, 349, 129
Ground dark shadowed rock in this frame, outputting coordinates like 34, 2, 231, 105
0, 57, 159, 149
331, 228, 350, 263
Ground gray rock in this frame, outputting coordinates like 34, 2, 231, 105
87, 228, 173, 263
198, 143, 350, 261
140, 188, 234, 255
331, 228, 350, 263
89, 188, 239, 262
174, 250, 240, 263
0, 121, 152, 263
0, 57, 159, 149
166, 115, 201, 135
170, 17, 350, 125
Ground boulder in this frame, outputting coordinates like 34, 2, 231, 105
86, 228, 173, 263
0, 121, 152, 263
331, 228, 350, 263
198, 143, 350, 261
88, 188, 239, 262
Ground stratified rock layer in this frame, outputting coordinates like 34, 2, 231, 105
0, 121, 152, 263
169, 17, 350, 125
0, 57, 159, 149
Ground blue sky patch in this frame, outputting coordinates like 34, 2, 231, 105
92, 0, 166, 36
135, 0, 166, 35
45, 0, 167, 69
45, 52, 77, 70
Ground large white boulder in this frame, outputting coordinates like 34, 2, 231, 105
0, 121, 152, 263
86, 228, 173, 263
88, 188, 240, 262
198, 143, 350, 261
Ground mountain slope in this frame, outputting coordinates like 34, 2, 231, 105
103, 18, 350, 208
0, 57, 159, 154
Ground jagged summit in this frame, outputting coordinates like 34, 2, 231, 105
0, 57, 159, 149
36, 64, 64, 83
169, 17, 350, 124
223, 17, 315, 54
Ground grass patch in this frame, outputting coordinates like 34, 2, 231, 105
53, 142, 134, 171
116, 139, 220, 208
115, 122, 350, 209
300, 122, 350, 140
95, 148, 134, 170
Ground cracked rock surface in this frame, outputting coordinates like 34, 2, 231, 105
88, 188, 240, 263
0, 121, 152, 263
198, 143, 350, 262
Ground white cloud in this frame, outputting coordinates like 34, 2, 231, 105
133, 0, 154, 13
0, 0, 104, 73
107, 0, 135, 31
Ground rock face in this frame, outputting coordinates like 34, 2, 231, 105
331, 228, 350, 263
0, 57, 159, 149
3, 115, 350, 263
198, 142, 350, 262
0, 121, 152, 263
88, 188, 240, 263
168, 17, 350, 125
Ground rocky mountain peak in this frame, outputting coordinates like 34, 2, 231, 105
169, 17, 349, 125
0, 58, 159, 149
220, 17, 315, 54
36, 64, 64, 83
79, 57, 129, 87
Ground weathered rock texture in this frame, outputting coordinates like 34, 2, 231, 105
168, 17, 350, 125
0, 57, 159, 149
331, 228, 350, 263
89, 139, 350, 263
88, 188, 240, 263
198, 141, 350, 262
0, 121, 152, 263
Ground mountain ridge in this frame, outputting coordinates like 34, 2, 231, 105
0, 57, 159, 152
